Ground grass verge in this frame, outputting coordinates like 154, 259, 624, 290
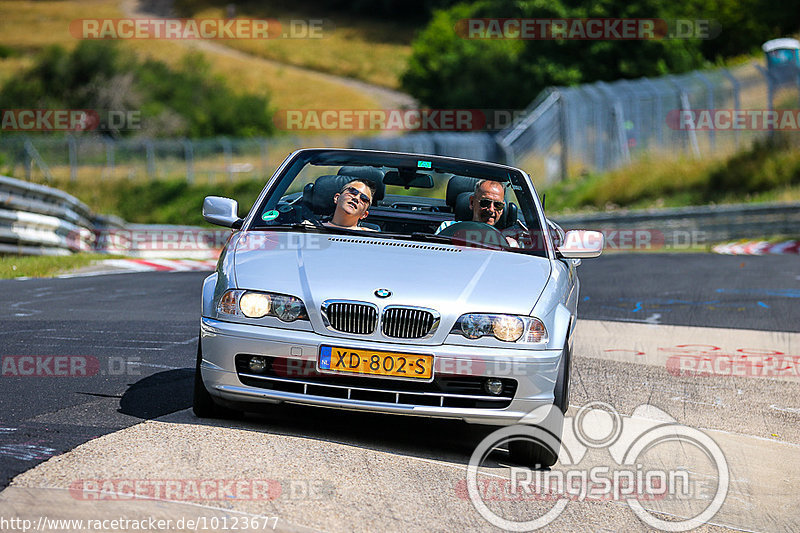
185, 3, 413, 89
53, 178, 265, 226
542, 133, 800, 214
0, 0, 379, 114
0, 253, 118, 279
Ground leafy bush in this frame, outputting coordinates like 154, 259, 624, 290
0, 41, 274, 138
542, 133, 800, 212
704, 134, 800, 198
96, 179, 264, 226
402, 3, 528, 108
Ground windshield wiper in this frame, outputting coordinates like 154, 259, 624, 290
407, 232, 506, 251
250, 223, 322, 231
409, 232, 455, 244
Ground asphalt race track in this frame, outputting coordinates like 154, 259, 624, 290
0, 253, 798, 532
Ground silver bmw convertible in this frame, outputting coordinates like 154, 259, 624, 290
195, 148, 602, 467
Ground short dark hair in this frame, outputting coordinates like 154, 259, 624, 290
340, 178, 377, 201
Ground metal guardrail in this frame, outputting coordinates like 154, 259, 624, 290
3, 169, 797, 257
551, 202, 800, 248
0, 174, 123, 255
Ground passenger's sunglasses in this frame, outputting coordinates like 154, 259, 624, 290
342, 186, 371, 206
478, 198, 505, 211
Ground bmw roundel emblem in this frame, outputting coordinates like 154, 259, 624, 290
374, 288, 392, 298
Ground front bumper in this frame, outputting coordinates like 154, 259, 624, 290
200, 317, 563, 426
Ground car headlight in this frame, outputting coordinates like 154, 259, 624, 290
240, 292, 272, 318
217, 289, 308, 322
452, 314, 548, 343
272, 294, 305, 322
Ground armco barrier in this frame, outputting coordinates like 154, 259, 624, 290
0, 175, 123, 255
0, 174, 223, 259
551, 202, 800, 248
3, 171, 797, 257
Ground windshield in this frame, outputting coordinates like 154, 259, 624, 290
249, 149, 550, 257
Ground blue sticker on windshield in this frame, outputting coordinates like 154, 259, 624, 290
417, 160, 431, 169
262, 210, 280, 221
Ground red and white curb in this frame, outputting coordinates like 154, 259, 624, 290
712, 240, 800, 255
101, 258, 218, 272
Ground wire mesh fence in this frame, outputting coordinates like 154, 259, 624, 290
0, 135, 354, 185
497, 61, 800, 183
2, 58, 798, 187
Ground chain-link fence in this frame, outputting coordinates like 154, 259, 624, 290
497, 61, 800, 183
3, 59, 798, 187
0, 135, 355, 185
0, 131, 509, 185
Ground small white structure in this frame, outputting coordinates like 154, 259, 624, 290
762, 38, 800, 67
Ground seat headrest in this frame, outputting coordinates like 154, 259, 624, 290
446, 175, 482, 207
302, 175, 351, 216
337, 166, 385, 202
302, 172, 384, 216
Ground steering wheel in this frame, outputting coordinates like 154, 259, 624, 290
437, 221, 508, 249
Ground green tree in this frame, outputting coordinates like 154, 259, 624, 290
0, 41, 274, 138
401, 0, 799, 108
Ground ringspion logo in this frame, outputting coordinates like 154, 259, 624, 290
465, 402, 729, 531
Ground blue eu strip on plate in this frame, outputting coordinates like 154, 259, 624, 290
319, 346, 331, 369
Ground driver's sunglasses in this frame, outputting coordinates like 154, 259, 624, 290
479, 198, 505, 211
342, 186, 371, 206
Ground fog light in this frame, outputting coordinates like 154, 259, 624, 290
485, 378, 504, 395
249, 356, 267, 373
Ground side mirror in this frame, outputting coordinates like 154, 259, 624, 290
557, 230, 604, 258
203, 196, 243, 228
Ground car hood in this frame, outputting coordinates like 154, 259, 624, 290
233, 232, 551, 320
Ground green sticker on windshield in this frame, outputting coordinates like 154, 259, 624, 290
417, 160, 431, 169
262, 210, 280, 221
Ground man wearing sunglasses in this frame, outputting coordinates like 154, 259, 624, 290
437, 180, 518, 246
323, 179, 378, 231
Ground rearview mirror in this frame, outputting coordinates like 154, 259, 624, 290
203, 196, 243, 228
383, 170, 434, 189
557, 230, 604, 258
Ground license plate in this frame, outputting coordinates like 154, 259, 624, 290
318, 346, 433, 380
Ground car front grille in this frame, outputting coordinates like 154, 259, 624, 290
324, 302, 377, 334
382, 307, 437, 339
235, 355, 517, 409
